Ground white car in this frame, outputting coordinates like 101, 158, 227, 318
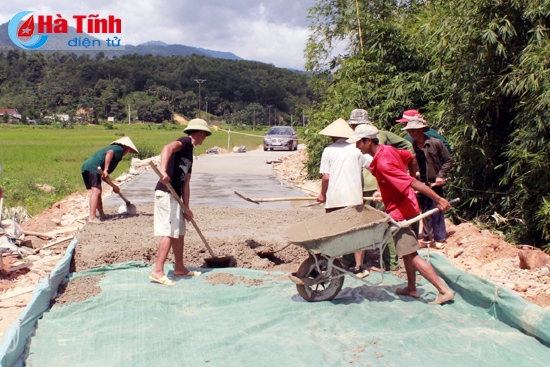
263, 126, 298, 151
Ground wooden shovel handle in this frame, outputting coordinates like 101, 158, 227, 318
148, 162, 217, 258
253, 197, 317, 202
235, 191, 373, 204
97, 167, 130, 204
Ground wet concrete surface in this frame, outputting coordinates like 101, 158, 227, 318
104, 147, 313, 210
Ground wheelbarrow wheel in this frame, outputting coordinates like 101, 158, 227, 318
295, 255, 344, 302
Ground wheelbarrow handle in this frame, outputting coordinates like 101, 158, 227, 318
393, 198, 460, 229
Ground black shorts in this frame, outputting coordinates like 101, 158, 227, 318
82, 171, 102, 189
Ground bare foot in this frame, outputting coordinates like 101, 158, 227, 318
429, 291, 455, 305
395, 287, 419, 299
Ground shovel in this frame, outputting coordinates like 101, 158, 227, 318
235, 191, 373, 205
149, 162, 231, 266
98, 167, 137, 215
255, 242, 293, 257
234, 191, 316, 204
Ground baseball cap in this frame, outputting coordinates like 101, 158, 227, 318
346, 124, 379, 143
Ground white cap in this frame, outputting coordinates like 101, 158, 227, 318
346, 124, 379, 143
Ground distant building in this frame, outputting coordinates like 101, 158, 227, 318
0, 108, 21, 121
43, 114, 70, 122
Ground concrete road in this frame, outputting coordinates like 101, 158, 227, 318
104, 146, 313, 209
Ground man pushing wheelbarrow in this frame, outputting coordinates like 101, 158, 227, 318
286, 124, 455, 305
347, 124, 455, 305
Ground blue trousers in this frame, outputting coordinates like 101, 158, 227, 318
418, 187, 447, 242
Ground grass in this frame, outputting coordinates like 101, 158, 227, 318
0, 122, 275, 216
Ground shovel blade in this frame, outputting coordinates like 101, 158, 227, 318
204, 255, 233, 268
118, 203, 137, 215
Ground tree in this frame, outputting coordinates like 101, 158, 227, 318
303, 0, 550, 248
137, 100, 153, 122
151, 101, 172, 123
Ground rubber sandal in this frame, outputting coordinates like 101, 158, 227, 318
174, 271, 202, 277
149, 275, 176, 286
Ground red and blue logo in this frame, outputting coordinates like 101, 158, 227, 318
8, 11, 123, 51
8, 11, 49, 50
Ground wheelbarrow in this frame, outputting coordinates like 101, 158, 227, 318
283, 199, 459, 302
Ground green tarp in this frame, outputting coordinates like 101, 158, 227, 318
16, 254, 550, 367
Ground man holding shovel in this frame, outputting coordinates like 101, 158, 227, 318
348, 124, 455, 305
149, 118, 211, 286
81, 137, 139, 223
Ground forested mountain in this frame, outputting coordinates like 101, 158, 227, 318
0, 23, 242, 61
0, 50, 314, 125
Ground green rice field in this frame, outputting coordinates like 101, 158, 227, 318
0, 123, 268, 216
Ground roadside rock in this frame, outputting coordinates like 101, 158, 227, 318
518, 249, 550, 270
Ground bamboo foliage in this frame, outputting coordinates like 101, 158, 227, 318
305, 0, 550, 249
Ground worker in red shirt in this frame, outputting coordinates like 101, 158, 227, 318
347, 124, 455, 305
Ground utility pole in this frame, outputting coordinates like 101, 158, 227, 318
194, 79, 206, 118
128, 104, 130, 124
267, 105, 273, 126
253, 106, 256, 130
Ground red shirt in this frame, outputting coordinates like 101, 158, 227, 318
369, 145, 420, 221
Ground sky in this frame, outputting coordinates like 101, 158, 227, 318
0, 0, 315, 70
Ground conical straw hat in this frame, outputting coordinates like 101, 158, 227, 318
111, 137, 139, 154
318, 118, 354, 139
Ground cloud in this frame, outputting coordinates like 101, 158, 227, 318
123, 1, 313, 69
0, 0, 314, 70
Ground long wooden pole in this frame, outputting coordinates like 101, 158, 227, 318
149, 162, 217, 258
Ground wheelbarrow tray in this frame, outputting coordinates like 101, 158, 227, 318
282, 205, 390, 258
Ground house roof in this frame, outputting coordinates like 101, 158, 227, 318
0, 109, 17, 115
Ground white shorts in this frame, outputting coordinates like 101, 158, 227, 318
154, 190, 186, 238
